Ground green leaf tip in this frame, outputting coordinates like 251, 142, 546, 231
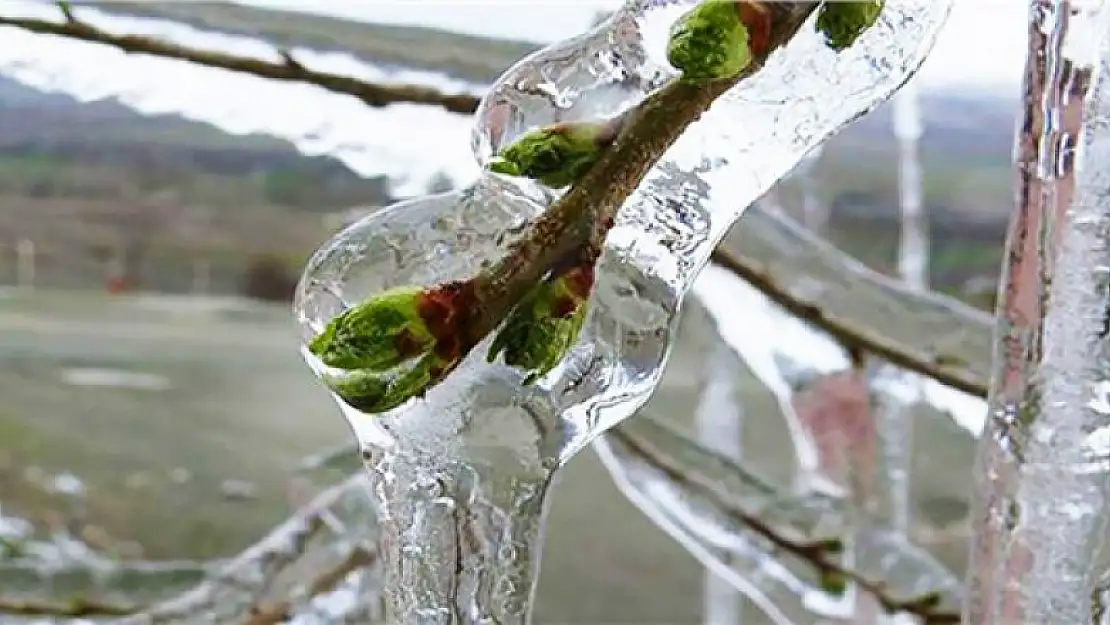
814, 538, 845, 554
327, 352, 453, 414
667, 0, 753, 82
488, 267, 592, 385
816, 1, 884, 52
307, 285, 434, 372
489, 121, 611, 188
818, 569, 849, 596
488, 158, 521, 177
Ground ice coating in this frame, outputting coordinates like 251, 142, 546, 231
293, 2, 953, 623
965, 1, 1110, 623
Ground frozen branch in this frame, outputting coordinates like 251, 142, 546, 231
0, 6, 483, 114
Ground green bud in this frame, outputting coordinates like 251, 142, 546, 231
488, 121, 610, 189
818, 569, 848, 596
667, 0, 752, 82
816, 1, 884, 52
814, 538, 845, 554
327, 352, 452, 414
308, 286, 434, 372
487, 272, 590, 385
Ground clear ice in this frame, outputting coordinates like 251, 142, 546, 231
293, 2, 954, 623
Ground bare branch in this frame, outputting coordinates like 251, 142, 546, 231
0, 12, 482, 114
713, 204, 991, 398
243, 546, 377, 625
609, 423, 960, 623
0, 596, 135, 617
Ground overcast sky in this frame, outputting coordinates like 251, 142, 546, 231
234, 0, 1028, 93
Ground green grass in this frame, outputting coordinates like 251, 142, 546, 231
0, 290, 709, 623
0, 294, 344, 559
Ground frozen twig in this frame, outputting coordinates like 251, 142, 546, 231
609, 423, 958, 623
0, 596, 136, 618
0, 5, 483, 114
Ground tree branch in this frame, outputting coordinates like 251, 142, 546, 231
608, 423, 959, 623
243, 546, 378, 625
0, 596, 136, 618
0, 7, 482, 114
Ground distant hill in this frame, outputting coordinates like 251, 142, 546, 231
0, 76, 393, 208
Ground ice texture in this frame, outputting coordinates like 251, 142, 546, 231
965, 1, 1110, 623
293, 2, 953, 623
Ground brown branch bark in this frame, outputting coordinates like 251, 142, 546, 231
0, 597, 136, 618
0, 10, 482, 114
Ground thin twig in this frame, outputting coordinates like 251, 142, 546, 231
244, 546, 378, 625
0, 8, 482, 114
123, 474, 369, 624
710, 247, 988, 397
0, 596, 137, 617
609, 427, 960, 623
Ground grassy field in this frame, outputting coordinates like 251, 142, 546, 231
0, 288, 979, 623
0, 288, 709, 623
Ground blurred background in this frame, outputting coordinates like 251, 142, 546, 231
0, 2, 1022, 623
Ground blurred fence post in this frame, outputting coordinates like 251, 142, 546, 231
695, 340, 745, 625
894, 79, 927, 294
15, 238, 34, 289
881, 74, 927, 625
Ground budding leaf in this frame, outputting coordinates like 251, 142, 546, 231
488, 270, 590, 385
815, 538, 845, 555
488, 121, 610, 188
667, 0, 752, 82
328, 352, 455, 414
308, 286, 434, 372
818, 569, 849, 596
816, 1, 884, 52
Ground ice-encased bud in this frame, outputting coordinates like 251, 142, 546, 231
488, 120, 619, 188
816, 1, 885, 52
487, 265, 593, 385
308, 285, 434, 372
666, 0, 753, 81
469, 5, 675, 168
294, 176, 554, 424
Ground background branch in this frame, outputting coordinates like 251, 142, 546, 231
0, 8, 482, 114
